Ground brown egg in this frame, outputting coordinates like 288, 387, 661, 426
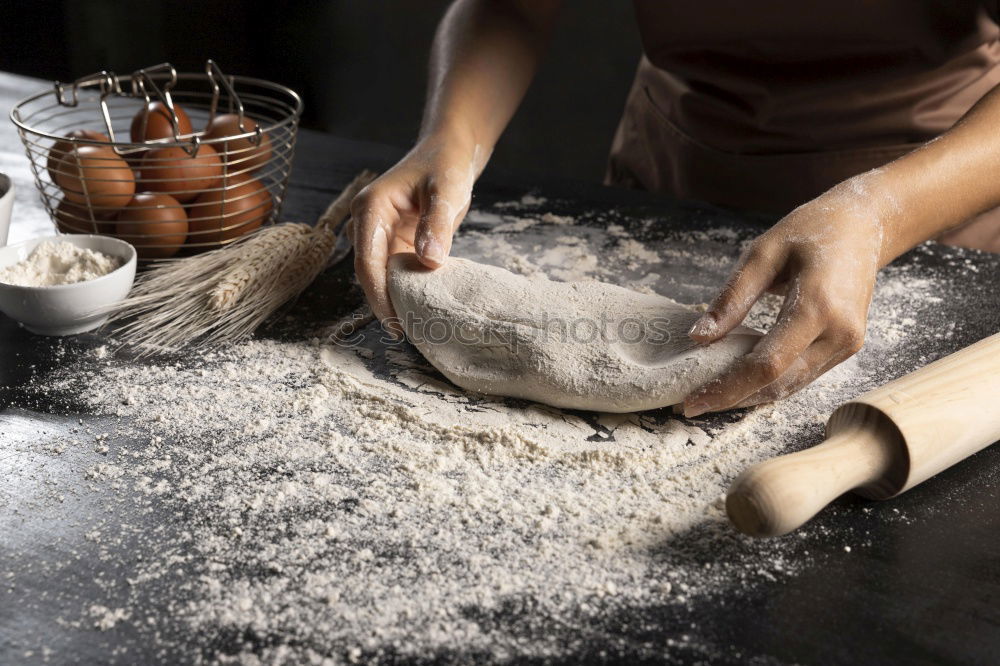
53, 145, 136, 210
187, 177, 272, 244
54, 198, 116, 235
46, 130, 112, 182
130, 101, 193, 143
204, 113, 273, 172
140, 144, 224, 203
115, 192, 188, 259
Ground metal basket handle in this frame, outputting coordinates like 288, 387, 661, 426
53, 71, 122, 144
205, 59, 264, 148
129, 62, 203, 154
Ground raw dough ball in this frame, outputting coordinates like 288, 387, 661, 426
387, 253, 760, 412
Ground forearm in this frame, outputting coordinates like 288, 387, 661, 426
420, 0, 560, 159
686, 79, 1000, 415
350, 0, 561, 321
866, 81, 1000, 264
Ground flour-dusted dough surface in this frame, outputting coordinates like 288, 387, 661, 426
387, 253, 760, 412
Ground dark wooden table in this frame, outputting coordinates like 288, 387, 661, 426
3, 71, 1000, 665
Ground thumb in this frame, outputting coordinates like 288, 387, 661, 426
414, 180, 470, 268
690, 242, 785, 343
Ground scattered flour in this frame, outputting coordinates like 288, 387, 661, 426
87, 604, 129, 631
0, 240, 121, 287
38, 336, 813, 663
13, 196, 964, 663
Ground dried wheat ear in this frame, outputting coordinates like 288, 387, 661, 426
105, 170, 377, 354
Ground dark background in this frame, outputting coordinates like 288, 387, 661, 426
2, 0, 642, 182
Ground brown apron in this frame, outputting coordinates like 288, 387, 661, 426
608, 1, 1000, 222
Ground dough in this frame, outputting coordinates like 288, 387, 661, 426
387, 253, 760, 412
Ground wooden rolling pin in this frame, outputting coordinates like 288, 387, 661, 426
727, 332, 1000, 537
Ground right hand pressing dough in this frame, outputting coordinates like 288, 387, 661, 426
387, 253, 760, 413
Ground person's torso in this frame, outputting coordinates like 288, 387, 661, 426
632, 0, 1000, 153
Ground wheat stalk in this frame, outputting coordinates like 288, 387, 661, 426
208, 170, 375, 312
208, 223, 314, 311
106, 170, 377, 354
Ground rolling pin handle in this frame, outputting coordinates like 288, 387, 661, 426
726, 424, 894, 537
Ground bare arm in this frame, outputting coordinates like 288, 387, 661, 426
422, 0, 559, 155
683, 82, 1000, 417
351, 0, 561, 331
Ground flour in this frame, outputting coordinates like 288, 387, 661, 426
387, 252, 760, 412
17, 197, 957, 663
611, 237, 663, 269
39, 336, 810, 663
0, 240, 121, 287
87, 604, 129, 631
492, 193, 548, 209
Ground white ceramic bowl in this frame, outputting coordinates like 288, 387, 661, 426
0, 234, 137, 336
0, 174, 13, 247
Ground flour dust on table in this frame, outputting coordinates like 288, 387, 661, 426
18, 194, 957, 664
387, 252, 760, 412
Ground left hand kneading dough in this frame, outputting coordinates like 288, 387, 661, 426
387, 253, 760, 412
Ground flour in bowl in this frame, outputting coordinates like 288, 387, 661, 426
0, 240, 121, 287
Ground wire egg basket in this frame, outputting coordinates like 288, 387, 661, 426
9, 60, 303, 259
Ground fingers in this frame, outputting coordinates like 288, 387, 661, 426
683, 280, 822, 417
731, 339, 843, 408
388, 231, 415, 255
349, 163, 471, 338
414, 179, 470, 269
683, 282, 868, 416
689, 240, 787, 343
351, 193, 403, 337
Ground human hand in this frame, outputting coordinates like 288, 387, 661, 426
350, 134, 484, 333
682, 177, 893, 417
